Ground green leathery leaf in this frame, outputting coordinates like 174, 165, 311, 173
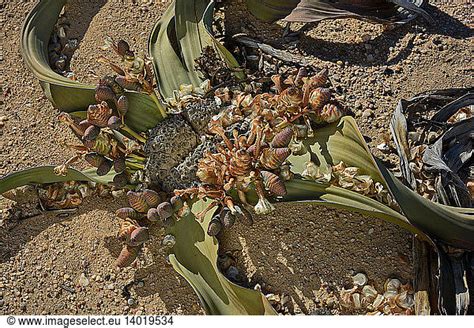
149, 0, 243, 99
149, 1, 192, 99
282, 179, 427, 238
21, 0, 94, 110
245, 0, 300, 22
287, 116, 473, 249
284, 0, 433, 25
245, 0, 431, 24
167, 199, 276, 315
446, 206, 474, 215
21, 0, 163, 132
377, 162, 474, 251
119, 92, 164, 132
0, 166, 115, 195
201, 2, 245, 80
288, 117, 384, 182
175, 0, 212, 84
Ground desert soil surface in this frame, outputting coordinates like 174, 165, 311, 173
0, 0, 472, 315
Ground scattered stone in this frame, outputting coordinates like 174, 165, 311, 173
360, 34, 371, 42
2, 0, 468, 316
226, 266, 240, 281
362, 109, 374, 119
111, 190, 125, 198
78, 273, 89, 288
352, 273, 368, 286
376, 143, 389, 152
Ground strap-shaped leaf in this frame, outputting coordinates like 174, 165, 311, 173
377, 162, 474, 251
21, 0, 163, 132
175, 0, 212, 84
245, 0, 300, 22
149, 0, 243, 99
246, 0, 430, 24
287, 116, 474, 248
167, 200, 276, 315
282, 117, 425, 237
287, 117, 384, 183
282, 179, 424, 237
0, 166, 115, 195
201, 2, 244, 80
149, 1, 194, 98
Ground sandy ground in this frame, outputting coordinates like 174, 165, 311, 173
0, 0, 472, 315
220, 204, 413, 314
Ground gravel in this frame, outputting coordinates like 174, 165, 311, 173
1, 0, 472, 315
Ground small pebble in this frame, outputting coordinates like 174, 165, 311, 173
226, 266, 240, 281
112, 190, 125, 198
362, 109, 374, 118
78, 273, 89, 287
360, 34, 371, 42
376, 143, 389, 152
352, 273, 368, 286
